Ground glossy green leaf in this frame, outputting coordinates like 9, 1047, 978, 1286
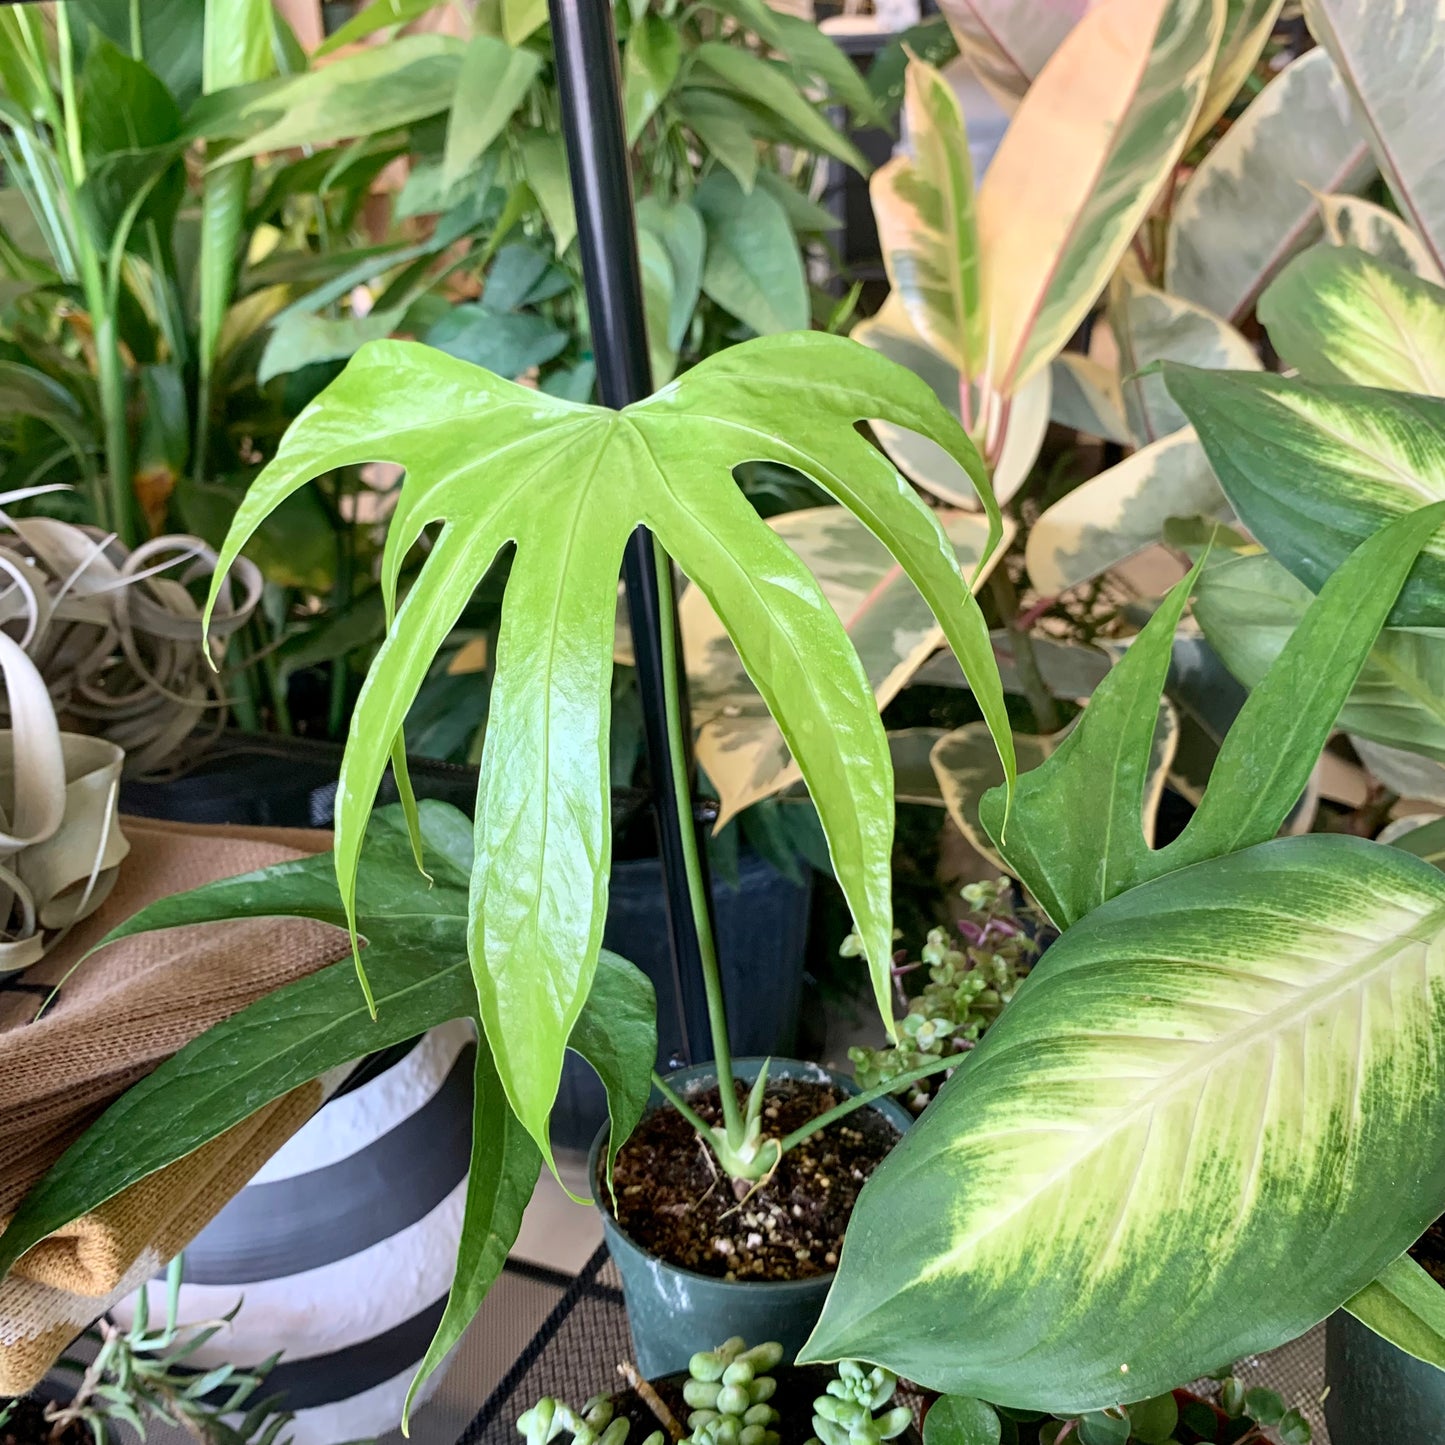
682, 504, 1010, 826
871, 57, 983, 380
315, 0, 448, 56
638, 229, 678, 386
924, 1395, 1002, 1445
1025, 430, 1226, 596
623, 14, 680, 146
983, 500, 1445, 926
1303, 0, 1445, 279
637, 195, 705, 352
1258, 246, 1445, 394
1317, 193, 1444, 283
802, 831, 1445, 1409
1108, 267, 1259, 445
1166, 47, 1373, 321
1196, 550, 1445, 761
443, 36, 541, 184
976, 0, 1221, 394
692, 43, 868, 174
1342, 1253, 1445, 1369
1162, 364, 1445, 626
695, 170, 807, 335
202, 333, 1011, 1156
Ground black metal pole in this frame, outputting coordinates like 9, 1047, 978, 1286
547, 0, 717, 1065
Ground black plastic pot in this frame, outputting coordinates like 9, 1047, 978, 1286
592, 1058, 912, 1377
1325, 1307, 1445, 1442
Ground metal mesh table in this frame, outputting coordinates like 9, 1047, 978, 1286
456, 1248, 1332, 1445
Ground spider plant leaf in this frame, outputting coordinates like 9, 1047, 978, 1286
202, 333, 1010, 1159
1161, 364, 1445, 626
1258, 245, 1445, 394
803, 830, 1445, 1407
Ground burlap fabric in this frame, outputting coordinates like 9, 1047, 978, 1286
0, 815, 353, 1394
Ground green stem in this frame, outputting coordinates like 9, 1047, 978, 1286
775, 1054, 958, 1154
987, 565, 1059, 735
650, 1070, 714, 1140
650, 534, 744, 1150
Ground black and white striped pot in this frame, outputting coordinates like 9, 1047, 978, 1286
114, 1019, 476, 1444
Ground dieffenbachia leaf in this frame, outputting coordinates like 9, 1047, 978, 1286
0, 802, 653, 1419
1343, 1255, 1445, 1369
871, 57, 984, 382
1162, 364, 1445, 627
1165, 47, 1373, 322
1258, 246, 1445, 394
1024, 430, 1226, 596
802, 830, 1445, 1409
1316, 193, 1445, 283
1107, 266, 1260, 445
682, 505, 1012, 827
1196, 551, 1445, 763
934, 0, 1095, 112
975, 0, 1221, 395
202, 333, 1012, 1158
852, 297, 1051, 508
982, 499, 1445, 926
1302, 0, 1445, 280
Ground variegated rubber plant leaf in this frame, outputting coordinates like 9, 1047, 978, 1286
202, 333, 1013, 1161
1303, 0, 1445, 280
1316, 194, 1445, 284
1166, 46, 1374, 322
680, 504, 1013, 827
801, 500, 1445, 1408
1162, 365, 1445, 628
934, 0, 1096, 112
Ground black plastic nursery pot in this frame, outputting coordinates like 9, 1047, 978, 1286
591, 1058, 912, 1377
1324, 1307, 1445, 1443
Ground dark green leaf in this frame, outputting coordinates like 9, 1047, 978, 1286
424, 304, 569, 377
73, 0, 204, 110
483, 243, 553, 313
1077, 1411, 1130, 1445
1386, 816, 1445, 872
1126, 1393, 1179, 1445
1277, 1408, 1311, 1444
1242, 1389, 1283, 1426
637, 195, 706, 352
923, 1395, 1002, 1445
677, 90, 758, 191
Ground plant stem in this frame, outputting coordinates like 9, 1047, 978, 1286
775, 1054, 958, 1154
650, 535, 743, 1149
650, 1070, 714, 1140
987, 565, 1059, 735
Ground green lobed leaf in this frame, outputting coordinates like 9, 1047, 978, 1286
801, 831, 1445, 1409
694, 170, 807, 335
1165, 47, 1373, 322
202, 333, 1011, 1158
1258, 245, 1445, 394
1161, 364, 1445, 626
1303, 0, 1445, 279
443, 35, 541, 185
1343, 1253, 1445, 1368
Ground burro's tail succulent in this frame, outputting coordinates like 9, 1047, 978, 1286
807, 1360, 912, 1445
684, 1338, 785, 1445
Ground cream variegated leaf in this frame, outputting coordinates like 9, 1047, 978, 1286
1303, 0, 1445, 280
853, 298, 1051, 508
1048, 353, 1132, 445
1109, 267, 1259, 444
976, 0, 1222, 395
1166, 47, 1374, 321
1025, 430, 1227, 596
1317, 194, 1445, 283
1351, 737, 1445, 807
872, 59, 984, 379
684, 505, 1013, 827
1258, 245, 1445, 395
936, 0, 1097, 112
803, 833, 1445, 1409
1189, 0, 1284, 144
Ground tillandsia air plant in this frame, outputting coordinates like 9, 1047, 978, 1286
847, 879, 1043, 1113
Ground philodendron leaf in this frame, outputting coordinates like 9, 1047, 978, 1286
982, 499, 1445, 927
202, 334, 1012, 1157
1195, 551, 1445, 762
443, 35, 541, 185
682, 504, 1011, 827
871, 57, 984, 381
0, 802, 652, 1418
1162, 365, 1445, 627
1024, 430, 1225, 597
1317, 193, 1445, 283
801, 831, 1445, 1408
975, 0, 1221, 395
1343, 1254, 1445, 1369
1303, 0, 1445, 279
1166, 47, 1373, 322
1258, 246, 1445, 394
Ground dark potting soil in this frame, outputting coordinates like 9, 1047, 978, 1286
605, 1078, 899, 1281
1410, 1214, 1445, 1285
0, 1398, 87, 1445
